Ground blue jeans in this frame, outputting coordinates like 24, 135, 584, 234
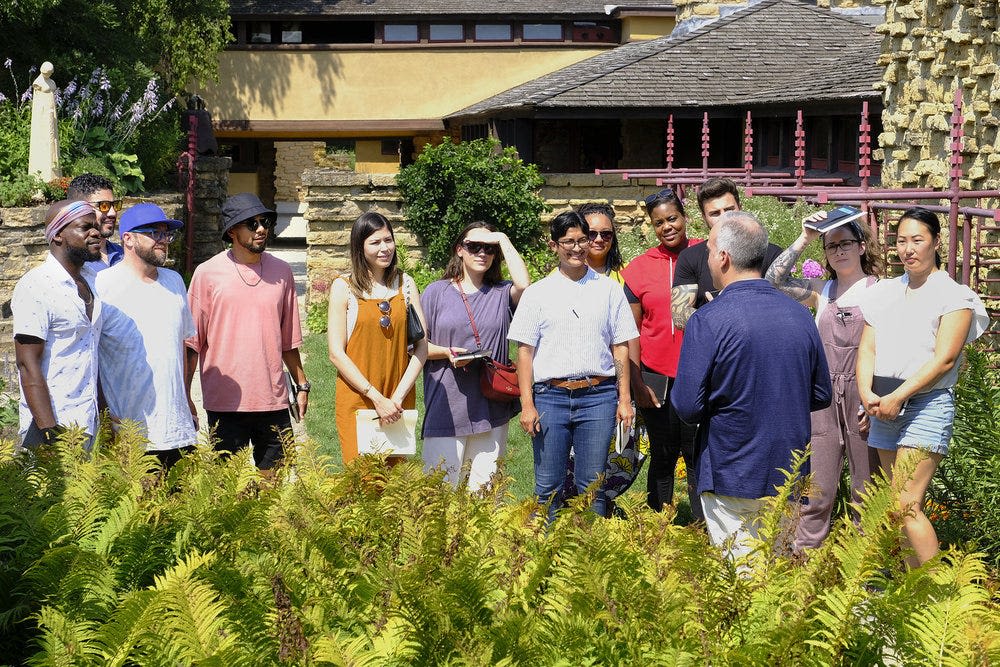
532, 379, 617, 519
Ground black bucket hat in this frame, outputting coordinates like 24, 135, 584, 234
220, 193, 277, 242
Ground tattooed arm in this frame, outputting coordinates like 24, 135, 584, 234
612, 341, 634, 429
670, 284, 698, 329
765, 213, 826, 308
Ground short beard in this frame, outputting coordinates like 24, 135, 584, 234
100, 227, 113, 240
238, 236, 267, 255
66, 243, 100, 266
135, 244, 167, 267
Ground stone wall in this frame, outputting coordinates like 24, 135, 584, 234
188, 155, 232, 267
303, 171, 651, 305
275, 142, 324, 202
874, 0, 1000, 195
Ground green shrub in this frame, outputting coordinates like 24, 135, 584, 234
1, 428, 998, 665
397, 138, 549, 268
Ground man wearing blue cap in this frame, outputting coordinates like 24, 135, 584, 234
96, 203, 198, 468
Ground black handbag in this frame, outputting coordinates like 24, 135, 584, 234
402, 276, 425, 345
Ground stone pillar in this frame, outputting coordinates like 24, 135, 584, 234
190, 155, 232, 266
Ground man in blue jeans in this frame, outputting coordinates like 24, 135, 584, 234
508, 210, 638, 519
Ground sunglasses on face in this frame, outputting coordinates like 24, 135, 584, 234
643, 188, 675, 207
587, 230, 615, 242
378, 300, 391, 328
461, 241, 499, 256
90, 199, 123, 214
131, 227, 177, 243
243, 216, 275, 233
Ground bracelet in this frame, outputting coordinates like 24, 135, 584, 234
362, 383, 373, 396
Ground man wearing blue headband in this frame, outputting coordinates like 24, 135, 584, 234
12, 199, 103, 449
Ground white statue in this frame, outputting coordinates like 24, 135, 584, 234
28, 61, 61, 182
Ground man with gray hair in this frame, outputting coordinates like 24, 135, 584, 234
672, 211, 832, 560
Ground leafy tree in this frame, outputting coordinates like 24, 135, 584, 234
397, 138, 548, 267
0, 0, 230, 95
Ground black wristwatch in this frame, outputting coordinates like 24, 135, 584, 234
295, 381, 311, 394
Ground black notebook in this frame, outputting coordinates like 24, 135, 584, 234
641, 370, 670, 403
804, 206, 865, 233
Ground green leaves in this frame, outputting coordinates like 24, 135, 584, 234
397, 138, 548, 268
1, 423, 999, 664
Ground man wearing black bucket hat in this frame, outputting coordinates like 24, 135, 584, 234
184, 193, 308, 469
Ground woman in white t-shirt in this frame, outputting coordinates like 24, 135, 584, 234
767, 212, 883, 551
857, 207, 989, 567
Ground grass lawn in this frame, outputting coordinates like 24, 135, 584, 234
302, 332, 694, 516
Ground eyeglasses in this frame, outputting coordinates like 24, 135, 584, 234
643, 188, 675, 207
378, 300, 391, 328
824, 239, 860, 254
462, 241, 499, 256
243, 216, 275, 233
555, 237, 591, 250
587, 230, 615, 242
90, 199, 123, 213
130, 227, 177, 243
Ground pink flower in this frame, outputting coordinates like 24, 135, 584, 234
801, 259, 824, 279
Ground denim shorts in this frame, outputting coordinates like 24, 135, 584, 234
868, 388, 954, 456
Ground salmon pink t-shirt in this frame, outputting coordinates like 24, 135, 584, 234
186, 249, 302, 412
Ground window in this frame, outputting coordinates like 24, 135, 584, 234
474, 23, 512, 41
280, 22, 302, 44
571, 21, 615, 42
250, 21, 272, 44
523, 23, 563, 41
381, 140, 401, 156
429, 24, 464, 41
384, 24, 419, 42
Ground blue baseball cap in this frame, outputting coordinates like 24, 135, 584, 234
119, 203, 184, 235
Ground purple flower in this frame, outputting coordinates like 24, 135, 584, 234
3, 58, 11, 70
801, 259, 824, 279
100, 73, 111, 91
20, 88, 31, 103
0, 92, 6, 103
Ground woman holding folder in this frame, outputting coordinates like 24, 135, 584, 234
622, 189, 703, 518
327, 212, 428, 465
856, 207, 988, 566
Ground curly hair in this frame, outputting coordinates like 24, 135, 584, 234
576, 202, 623, 273
67, 173, 114, 199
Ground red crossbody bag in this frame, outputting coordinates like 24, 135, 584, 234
456, 282, 520, 402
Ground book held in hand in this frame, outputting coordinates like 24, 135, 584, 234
641, 370, 670, 404
804, 206, 865, 233
355, 409, 418, 455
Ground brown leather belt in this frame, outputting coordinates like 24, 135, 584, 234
547, 375, 614, 391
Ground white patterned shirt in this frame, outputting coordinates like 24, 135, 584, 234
96, 264, 197, 451
508, 267, 638, 382
12, 254, 103, 437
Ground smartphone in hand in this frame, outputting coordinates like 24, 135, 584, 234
452, 350, 491, 363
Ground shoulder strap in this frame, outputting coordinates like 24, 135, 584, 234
455, 280, 483, 350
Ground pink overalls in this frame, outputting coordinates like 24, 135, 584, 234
795, 278, 881, 550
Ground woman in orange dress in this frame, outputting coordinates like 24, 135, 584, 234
327, 212, 428, 464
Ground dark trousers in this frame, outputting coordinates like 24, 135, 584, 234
153, 446, 195, 471
640, 376, 703, 521
207, 409, 290, 470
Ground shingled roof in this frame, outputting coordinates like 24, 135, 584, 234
448, 0, 881, 120
229, 0, 674, 19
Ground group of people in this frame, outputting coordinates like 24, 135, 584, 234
13, 174, 990, 566
13, 177, 306, 473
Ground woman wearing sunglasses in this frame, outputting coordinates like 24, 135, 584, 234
856, 208, 987, 567
327, 212, 428, 465
419, 222, 530, 489
766, 212, 883, 550
621, 188, 703, 519
579, 202, 626, 283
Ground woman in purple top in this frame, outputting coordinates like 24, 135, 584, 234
420, 222, 531, 489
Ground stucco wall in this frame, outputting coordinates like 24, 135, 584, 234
203, 47, 610, 126
621, 16, 676, 41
